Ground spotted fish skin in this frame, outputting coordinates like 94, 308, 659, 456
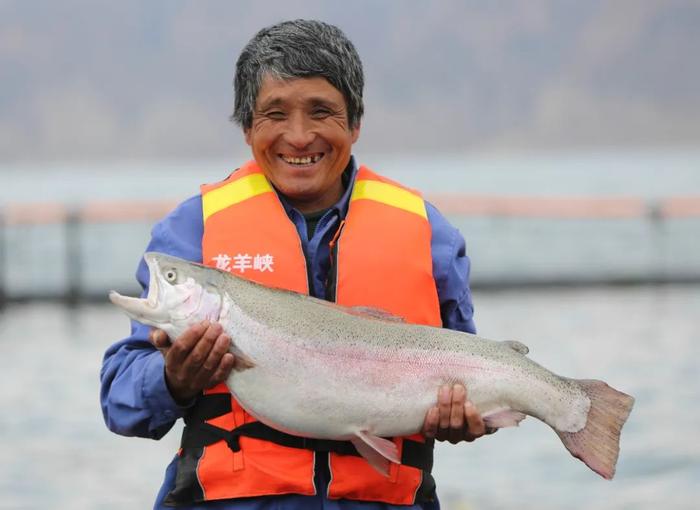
110, 252, 635, 479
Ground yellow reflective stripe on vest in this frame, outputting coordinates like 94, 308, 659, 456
202, 173, 274, 222
350, 180, 427, 219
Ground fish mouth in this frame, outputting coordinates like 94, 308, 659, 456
109, 254, 169, 325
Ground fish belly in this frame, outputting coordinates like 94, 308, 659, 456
224, 309, 590, 440
228, 353, 438, 440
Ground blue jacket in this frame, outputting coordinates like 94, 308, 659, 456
100, 157, 476, 510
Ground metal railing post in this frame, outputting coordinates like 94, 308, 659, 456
65, 206, 82, 306
0, 208, 6, 311
647, 199, 666, 284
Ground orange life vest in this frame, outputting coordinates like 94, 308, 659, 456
164, 160, 442, 506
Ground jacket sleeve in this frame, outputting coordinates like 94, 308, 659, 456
426, 201, 477, 334
100, 196, 204, 438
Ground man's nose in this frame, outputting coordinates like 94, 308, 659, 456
284, 113, 315, 148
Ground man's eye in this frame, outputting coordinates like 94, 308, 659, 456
311, 109, 331, 118
266, 111, 286, 120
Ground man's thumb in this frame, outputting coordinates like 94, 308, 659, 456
149, 329, 171, 350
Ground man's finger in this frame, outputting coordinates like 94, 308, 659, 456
448, 384, 466, 443
183, 323, 222, 377
464, 402, 486, 439
450, 385, 466, 428
167, 321, 209, 366
192, 333, 230, 388
422, 406, 439, 439
149, 329, 171, 349
438, 385, 451, 429
208, 352, 236, 388
201, 334, 231, 373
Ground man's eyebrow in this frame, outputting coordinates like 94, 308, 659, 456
256, 97, 286, 110
257, 96, 343, 110
307, 97, 343, 109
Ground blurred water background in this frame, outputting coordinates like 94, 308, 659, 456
1, 153, 699, 509
2, 1, 700, 509
2, 150, 700, 298
1, 279, 698, 509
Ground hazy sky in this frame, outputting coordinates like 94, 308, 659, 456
1, 0, 699, 163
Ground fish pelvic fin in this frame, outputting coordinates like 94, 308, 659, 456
482, 408, 527, 429
350, 431, 400, 477
555, 379, 635, 480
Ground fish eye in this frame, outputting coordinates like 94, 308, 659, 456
165, 269, 177, 282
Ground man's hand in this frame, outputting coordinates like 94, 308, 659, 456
422, 384, 495, 443
150, 321, 235, 404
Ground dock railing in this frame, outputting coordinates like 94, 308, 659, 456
1, 195, 699, 307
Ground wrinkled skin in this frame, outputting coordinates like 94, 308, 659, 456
244, 76, 360, 214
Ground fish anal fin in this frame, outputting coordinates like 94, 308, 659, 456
350, 431, 400, 476
482, 408, 527, 428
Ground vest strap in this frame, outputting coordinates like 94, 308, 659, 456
181, 396, 433, 472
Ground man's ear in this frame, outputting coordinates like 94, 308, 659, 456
351, 122, 361, 144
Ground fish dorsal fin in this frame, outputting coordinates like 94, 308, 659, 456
349, 306, 405, 323
315, 300, 405, 323
502, 340, 529, 355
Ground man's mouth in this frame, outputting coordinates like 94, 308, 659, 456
279, 153, 324, 166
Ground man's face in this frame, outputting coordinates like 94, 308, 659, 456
244, 76, 360, 213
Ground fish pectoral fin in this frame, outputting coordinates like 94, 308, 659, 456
232, 352, 256, 371
350, 431, 400, 476
482, 408, 527, 428
230, 341, 256, 371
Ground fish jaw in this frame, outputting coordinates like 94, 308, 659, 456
109, 290, 169, 326
109, 255, 171, 328
109, 252, 223, 339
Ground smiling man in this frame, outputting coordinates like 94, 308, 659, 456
101, 20, 484, 510
244, 76, 359, 212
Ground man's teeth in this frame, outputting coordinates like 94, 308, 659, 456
282, 154, 322, 165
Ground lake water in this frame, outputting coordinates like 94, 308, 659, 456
0, 285, 697, 509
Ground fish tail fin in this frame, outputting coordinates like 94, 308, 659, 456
555, 379, 634, 480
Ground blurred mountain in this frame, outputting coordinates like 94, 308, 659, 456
1, 0, 698, 162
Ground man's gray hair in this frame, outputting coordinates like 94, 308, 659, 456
232, 19, 364, 130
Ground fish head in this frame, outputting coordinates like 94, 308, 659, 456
109, 252, 223, 340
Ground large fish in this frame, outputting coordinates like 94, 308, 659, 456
110, 252, 634, 479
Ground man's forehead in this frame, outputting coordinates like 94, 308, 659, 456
256, 75, 345, 107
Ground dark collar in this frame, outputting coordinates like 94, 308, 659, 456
276, 155, 358, 220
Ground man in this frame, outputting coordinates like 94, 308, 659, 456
101, 19, 488, 510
